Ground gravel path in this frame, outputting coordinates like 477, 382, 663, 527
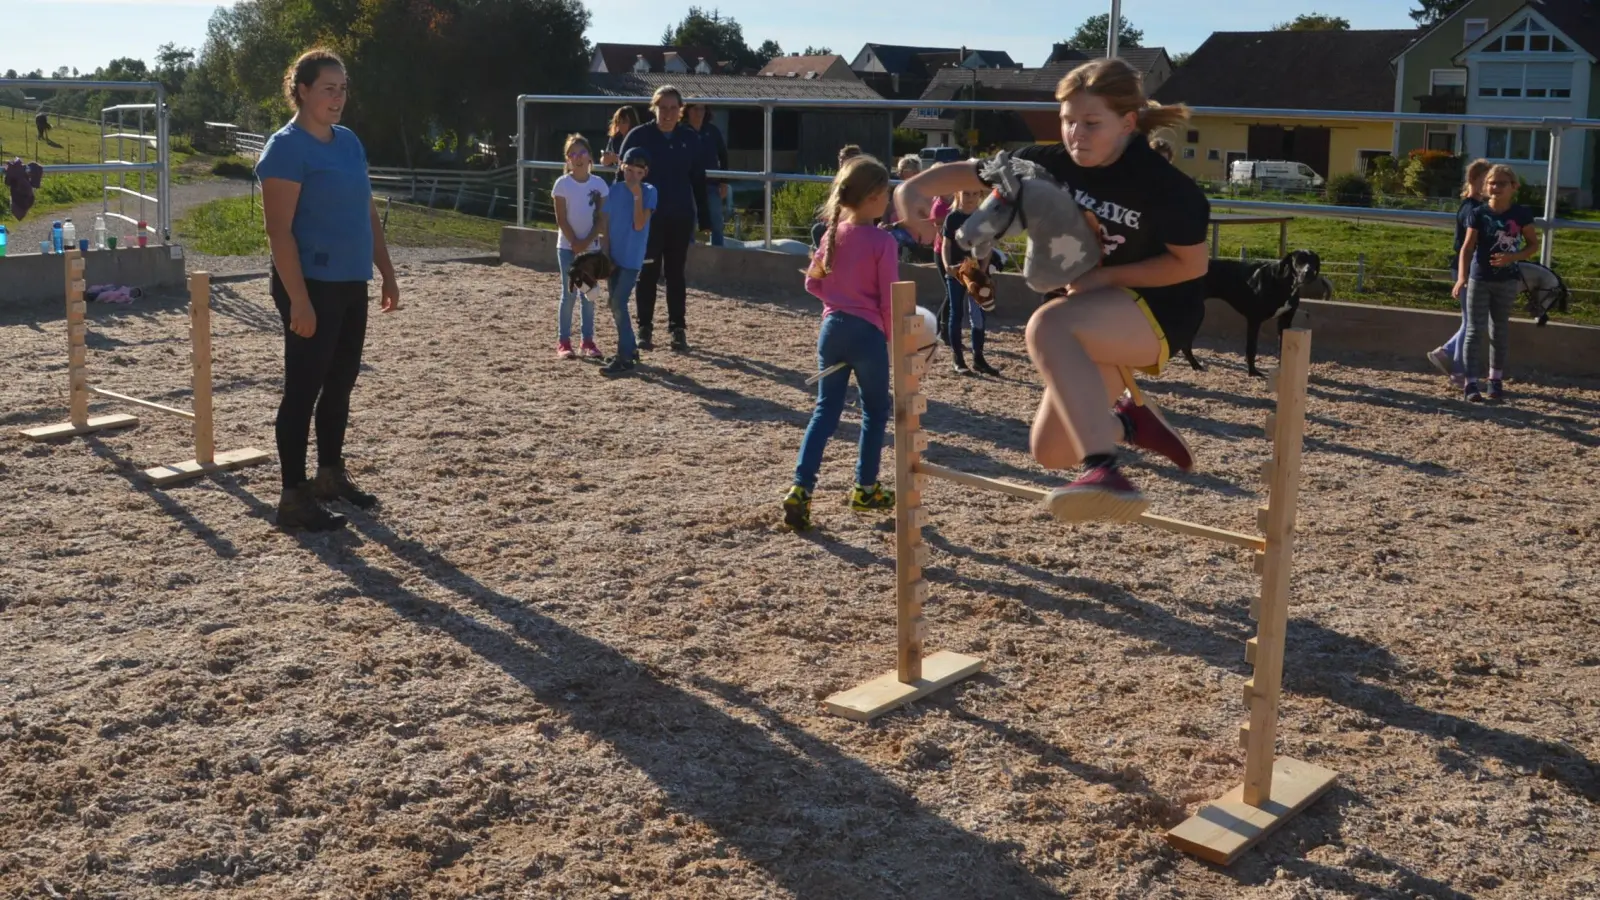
186, 246, 497, 281
5, 177, 256, 251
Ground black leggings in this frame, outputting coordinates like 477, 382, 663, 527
271, 271, 369, 489
637, 215, 693, 333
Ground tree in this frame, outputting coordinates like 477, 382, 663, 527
802, 45, 833, 56
754, 39, 782, 66
1170, 51, 1191, 67
662, 7, 760, 71
1273, 12, 1351, 31
1064, 14, 1143, 51
1410, 0, 1469, 27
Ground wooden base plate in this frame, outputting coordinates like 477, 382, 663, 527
20, 414, 140, 441
823, 650, 984, 722
142, 447, 270, 487
1166, 757, 1337, 865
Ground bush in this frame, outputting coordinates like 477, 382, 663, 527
772, 175, 832, 241
1403, 149, 1464, 198
169, 134, 195, 155
1326, 173, 1373, 207
1366, 154, 1405, 195
211, 157, 255, 179
893, 128, 924, 158
1514, 182, 1574, 217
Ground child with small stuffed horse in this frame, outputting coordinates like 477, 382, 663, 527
941, 188, 1002, 375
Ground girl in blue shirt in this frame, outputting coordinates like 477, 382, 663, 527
257, 48, 400, 532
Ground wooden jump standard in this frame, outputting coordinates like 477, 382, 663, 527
19, 250, 269, 487
822, 280, 1336, 865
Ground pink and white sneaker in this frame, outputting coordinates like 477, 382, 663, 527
580, 339, 603, 359
1114, 394, 1194, 471
1045, 465, 1150, 523
556, 339, 576, 360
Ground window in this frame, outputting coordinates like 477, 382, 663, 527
1485, 127, 1551, 161
1478, 62, 1572, 99
1224, 150, 1247, 169
1426, 128, 1458, 152
1186, 129, 1200, 144
1465, 19, 1488, 44
1430, 69, 1467, 97
1182, 147, 1196, 160
914, 108, 944, 118
1207, 148, 1220, 161
1482, 17, 1572, 53
1358, 150, 1392, 174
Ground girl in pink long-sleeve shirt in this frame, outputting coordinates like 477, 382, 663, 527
782, 156, 899, 532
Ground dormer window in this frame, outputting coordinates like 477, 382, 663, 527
633, 55, 650, 73
695, 57, 712, 75
1482, 17, 1572, 53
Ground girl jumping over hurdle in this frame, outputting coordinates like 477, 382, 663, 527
895, 58, 1207, 523
783, 156, 899, 531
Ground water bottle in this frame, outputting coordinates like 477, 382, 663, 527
137, 221, 148, 248
0, 225, 8, 257
52, 221, 64, 254
62, 219, 76, 251
94, 215, 107, 250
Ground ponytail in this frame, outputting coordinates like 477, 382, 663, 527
1058, 58, 1188, 133
808, 155, 891, 280
1138, 99, 1191, 134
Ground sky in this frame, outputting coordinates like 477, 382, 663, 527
8, 0, 1422, 78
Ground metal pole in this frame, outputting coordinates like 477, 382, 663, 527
157, 85, 170, 243
1541, 126, 1562, 266
1108, 0, 1121, 59
516, 98, 526, 227
763, 101, 774, 251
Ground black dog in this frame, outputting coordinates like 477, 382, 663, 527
1183, 250, 1323, 377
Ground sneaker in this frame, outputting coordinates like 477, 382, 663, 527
639, 331, 654, 351
972, 356, 1002, 376
1114, 393, 1194, 472
670, 327, 689, 352
1450, 373, 1466, 389
782, 485, 813, 531
1464, 382, 1485, 403
312, 465, 379, 509
556, 339, 575, 360
600, 354, 637, 376
953, 361, 973, 376
580, 339, 603, 359
849, 482, 895, 512
276, 484, 348, 532
1487, 379, 1505, 401
1425, 347, 1454, 377
1044, 465, 1149, 524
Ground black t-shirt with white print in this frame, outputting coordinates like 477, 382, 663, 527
987, 136, 1211, 349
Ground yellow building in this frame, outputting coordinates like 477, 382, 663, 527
1152, 29, 1420, 184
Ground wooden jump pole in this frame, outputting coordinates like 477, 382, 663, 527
1166, 328, 1337, 865
822, 281, 985, 722
19, 262, 268, 486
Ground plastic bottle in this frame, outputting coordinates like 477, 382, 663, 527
94, 215, 107, 250
52, 221, 64, 254
0, 224, 8, 257
62, 219, 76, 251
137, 221, 148, 249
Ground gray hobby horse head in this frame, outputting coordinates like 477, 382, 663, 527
1517, 261, 1569, 326
955, 150, 1102, 294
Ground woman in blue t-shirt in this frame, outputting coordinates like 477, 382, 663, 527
256, 48, 400, 531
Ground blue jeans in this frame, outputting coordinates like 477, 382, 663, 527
944, 276, 983, 346
556, 247, 596, 343
793, 312, 891, 492
607, 266, 640, 361
708, 187, 726, 247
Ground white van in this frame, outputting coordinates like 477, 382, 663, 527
1229, 160, 1325, 191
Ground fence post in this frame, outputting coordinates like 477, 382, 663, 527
1541, 125, 1562, 267
428, 180, 439, 208
487, 187, 500, 220
1356, 253, 1366, 292
762, 101, 774, 251
1240, 245, 1247, 262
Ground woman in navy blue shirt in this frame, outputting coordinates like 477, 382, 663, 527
257, 48, 400, 532
618, 85, 710, 352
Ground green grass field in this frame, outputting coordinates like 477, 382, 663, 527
175, 195, 506, 255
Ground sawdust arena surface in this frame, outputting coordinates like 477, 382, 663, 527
2, 261, 1598, 900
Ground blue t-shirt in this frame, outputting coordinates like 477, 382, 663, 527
255, 122, 374, 283
1453, 197, 1483, 278
604, 181, 657, 270
1469, 203, 1535, 282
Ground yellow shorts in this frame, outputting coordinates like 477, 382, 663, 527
1127, 292, 1170, 377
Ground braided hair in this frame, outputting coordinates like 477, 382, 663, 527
808, 155, 890, 279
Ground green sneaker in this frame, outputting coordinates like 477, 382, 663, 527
849, 482, 895, 512
782, 485, 813, 531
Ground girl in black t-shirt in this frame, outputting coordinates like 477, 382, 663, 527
601, 106, 639, 169
894, 58, 1209, 524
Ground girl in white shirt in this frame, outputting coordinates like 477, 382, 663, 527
551, 134, 609, 358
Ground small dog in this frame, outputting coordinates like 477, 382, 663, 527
567, 250, 615, 295
1187, 249, 1323, 377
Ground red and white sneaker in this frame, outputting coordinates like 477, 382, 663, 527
1045, 465, 1150, 523
1114, 393, 1194, 472
580, 339, 603, 359
556, 339, 576, 360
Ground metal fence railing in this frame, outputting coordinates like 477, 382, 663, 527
516, 94, 1600, 268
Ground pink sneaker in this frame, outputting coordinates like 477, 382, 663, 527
580, 339, 603, 359
556, 339, 575, 360
1045, 465, 1149, 523
1114, 394, 1194, 471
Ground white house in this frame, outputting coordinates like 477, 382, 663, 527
1452, 5, 1596, 200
